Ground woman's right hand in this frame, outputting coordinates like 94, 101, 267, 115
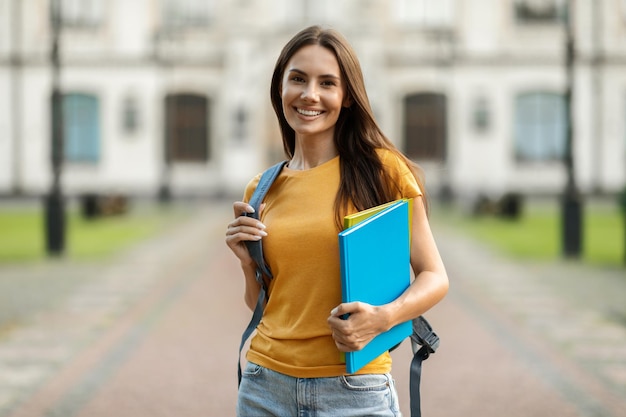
225, 201, 268, 267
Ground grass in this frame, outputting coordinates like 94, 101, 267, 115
0, 204, 187, 263
432, 201, 625, 267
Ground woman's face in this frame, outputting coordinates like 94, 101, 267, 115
281, 44, 349, 143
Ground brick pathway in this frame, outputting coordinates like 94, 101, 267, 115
0, 200, 624, 417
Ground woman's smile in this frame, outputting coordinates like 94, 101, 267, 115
296, 107, 324, 117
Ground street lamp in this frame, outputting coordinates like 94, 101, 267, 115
45, 0, 66, 256
561, 0, 583, 258
153, 31, 172, 204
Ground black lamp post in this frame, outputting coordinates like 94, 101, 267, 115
45, 0, 65, 256
154, 32, 172, 204
561, 0, 583, 258
158, 96, 172, 204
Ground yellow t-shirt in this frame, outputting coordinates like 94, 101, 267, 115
243, 149, 422, 378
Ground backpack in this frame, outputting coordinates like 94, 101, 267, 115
237, 161, 439, 417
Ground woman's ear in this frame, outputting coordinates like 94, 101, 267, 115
343, 95, 353, 108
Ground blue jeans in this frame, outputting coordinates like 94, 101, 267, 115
237, 362, 402, 417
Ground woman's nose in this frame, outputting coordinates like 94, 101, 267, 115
301, 84, 319, 101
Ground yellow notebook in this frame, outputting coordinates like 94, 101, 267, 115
344, 198, 413, 238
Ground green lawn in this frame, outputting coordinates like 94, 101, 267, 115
0, 204, 186, 263
432, 201, 625, 267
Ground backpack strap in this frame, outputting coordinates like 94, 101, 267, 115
243, 161, 288, 278
409, 316, 440, 417
237, 161, 287, 385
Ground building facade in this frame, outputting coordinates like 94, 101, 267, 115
1, 0, 625, 201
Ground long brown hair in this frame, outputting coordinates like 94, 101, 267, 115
270, 26, 427, 229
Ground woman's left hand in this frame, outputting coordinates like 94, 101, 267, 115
327, 302, 390, 352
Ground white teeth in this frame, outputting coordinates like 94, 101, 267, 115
297, 108, 322, 117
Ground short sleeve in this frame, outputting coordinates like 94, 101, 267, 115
377, 149, 423, 199
242, 174, 262, 203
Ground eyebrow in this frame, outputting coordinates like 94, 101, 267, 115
287, 68, 341, 80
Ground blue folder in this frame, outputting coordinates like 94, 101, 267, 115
338, 199, 412, 374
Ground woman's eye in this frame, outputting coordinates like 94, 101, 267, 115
321, 79, 338, 88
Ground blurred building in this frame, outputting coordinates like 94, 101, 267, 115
0, 0, 625, 201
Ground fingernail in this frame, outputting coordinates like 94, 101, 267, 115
330, 307, 339, 316
246, 206, 255, 213
259, 230, 268, 237
257, 222, 266, 230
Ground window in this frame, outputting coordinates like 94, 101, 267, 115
403, 93, 447, 161
232, 108, 247, 145
393, 0, 455, 28
165, 94, 210, 163
514, 0, 566, 24
304, 0, 333, 23
58, 0, 103, 27
514, 92, 566, 161
122, 95, 139, 135
471, 95, 491, 133
273, 0, 335, 24
62, 93, 101, 163
161, 0, 215, 28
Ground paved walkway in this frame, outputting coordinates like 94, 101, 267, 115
414, 222, 626, 417
0, 200, 624, 417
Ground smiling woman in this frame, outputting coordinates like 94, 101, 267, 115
225, 25, 449, 417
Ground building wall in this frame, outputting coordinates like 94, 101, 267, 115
0, 0, 625, 200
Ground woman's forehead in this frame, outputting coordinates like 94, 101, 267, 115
285, 45, 340, 76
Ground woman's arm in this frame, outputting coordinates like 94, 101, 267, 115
328, 196, 449, 352
384, 195, 449, 324
225, 201, 268, 310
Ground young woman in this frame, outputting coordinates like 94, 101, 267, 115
225, 25, 448, 417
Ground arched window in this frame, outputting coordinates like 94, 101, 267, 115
393, 0, 455, 28
514, 92, 566, 161
403, 93, 447, 162
63, 93, 100, 163
513, 0, 566, 24
165, 94, 210, 163
161, 0, 215, 27
58, 0, 103, 27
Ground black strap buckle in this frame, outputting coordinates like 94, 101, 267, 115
410, 316, 440, 357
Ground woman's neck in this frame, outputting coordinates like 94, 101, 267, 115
289, 136, 338, 171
